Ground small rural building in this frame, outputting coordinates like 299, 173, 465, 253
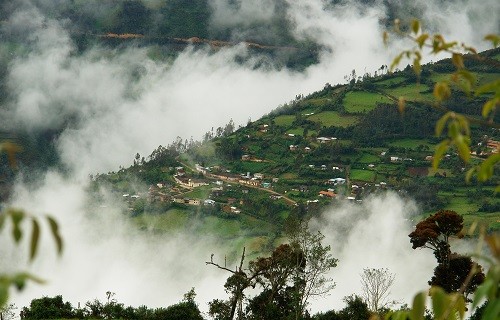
319, 191, 335, 198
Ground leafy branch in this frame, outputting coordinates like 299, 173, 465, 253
385, 20, 500, 187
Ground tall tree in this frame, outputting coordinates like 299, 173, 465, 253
360, 268, 396, 313
208, 221, 338, 320
408, 210, 485, 301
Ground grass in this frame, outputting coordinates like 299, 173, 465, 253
357, 153, 380, 164
388, 139, 434, 149
478, 72, 500, 86
343, 91, 393, 113
430, 72, 451, 84
306, 97, 332, 107
374, 76, 406, 86
307, 111, 359, 127
240, 161, 271, 172
350, 169, 376, 181
274, 115, 295, 127
287, 128, 304, 136
384, 84, 434, 101
280, 172, 299, 179
427, 168, 453, 177
201, 216, 243, 238
133, 208, 190, 232
182, 185, 211, 199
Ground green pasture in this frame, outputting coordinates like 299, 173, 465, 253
478, 73, 500, 86
133, 208, 190, 232
427, 168, 453, 177
357, 153, 380, 163
384, 84, 434, 101
343, 91, 393, 113
274, 115, 295, 127
307, 111, 359, 127
306, 98, 332, 107
280, 172, 299, 179
287, 128, 304, 136
374, 76, 406, 87
240, 161, 271, 172
350, 169, 376, 181
388, 139, 434, 149
182, 185, 211, 199
201, 216, 243, 238
375, 163, 400, 173
430, 72, 451, 84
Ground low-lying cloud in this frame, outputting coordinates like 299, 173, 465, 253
1, 0, 497, 315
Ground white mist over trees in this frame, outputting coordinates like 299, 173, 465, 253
0, 0, 498, 315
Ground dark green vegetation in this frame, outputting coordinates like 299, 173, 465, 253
88, 48, 499, 253
19, 291, 204, 320
0, 0, 321, 70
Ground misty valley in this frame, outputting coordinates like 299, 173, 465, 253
0, 1, 499, 320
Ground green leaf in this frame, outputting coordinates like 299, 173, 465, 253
398, 97, 406, 113
473, 279, 494, 308
416, 34, 429, 48
433, 140, 450, 170
392, 311, 409, 320
477, 154, 500, 181
410, 291, 426, 320
451, 53, 464, 69
452, 293, 466, 320
455, 114, 470, 136
411, 19, 420, 34
476, 79, 500, 95
482, 97, 499, 118
0, 213, 5, 231
9, 273, 44, 292
434, 82, 451, 101
430, 286, 447, 319
462, 45, 477, 54
0, 282, 8, 308
448, 120, 460, 139
435, 112, 452, 136
465, 167, 476, 184
47, 215, 63, 255
413, 58, 421, 76
484, 34, 500, 47
12, 273, 26, 290
456, 70, 476, 87
11, 212, 23, 243
29, 219, 40, 261
482, 299, 500, 320
455, 135, 471, 163
391, 52, 405, 71
0, 142, 22, 169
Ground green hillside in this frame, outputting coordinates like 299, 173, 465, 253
91, 47, 500, 252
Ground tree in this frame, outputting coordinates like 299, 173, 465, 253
286, 220, 338, 319
0, 304, 16, 320
360, 268, 396, 313
385, 20, 500, 187
156, 288, 204, 320
383, 20, 499, 320
20, 295, 74, 319
408, 210, 485, 301
208, 221, 337, 320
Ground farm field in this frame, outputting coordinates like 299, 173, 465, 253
343, 91, 393, 113
383, 84, 434, 101
307, 111, 358, 127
